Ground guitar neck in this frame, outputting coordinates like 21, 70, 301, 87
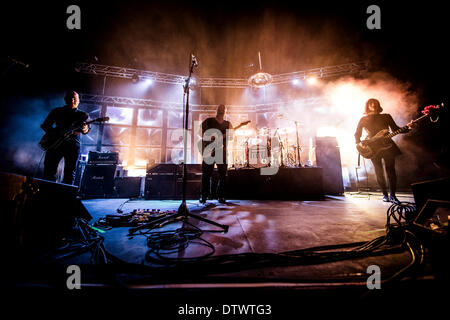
386, 113, 429, 139
386, 126, 408, 139
234, 121, 250, 130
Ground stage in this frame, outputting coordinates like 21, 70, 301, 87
82, 193, 404, 263
6, 188, 448, 314
3, 1, 449, 315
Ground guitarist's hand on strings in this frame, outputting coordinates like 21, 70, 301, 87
74, 124, 90, 135
81, 124, 90, 134
407, 120, 415, 130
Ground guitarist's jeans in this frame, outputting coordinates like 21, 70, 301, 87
202, 161, 227, 201
371, 152, 397, 196
43, 141, 80, 185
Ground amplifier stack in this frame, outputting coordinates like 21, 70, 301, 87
79, 151, 118, 198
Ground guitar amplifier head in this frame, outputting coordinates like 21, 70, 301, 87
88, 151, 119, 165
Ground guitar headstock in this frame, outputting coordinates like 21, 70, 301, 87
422, 103, 443, 116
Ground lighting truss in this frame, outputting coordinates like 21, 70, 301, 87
75, 63, 186, 85
79, 93, 325, 112
75, 61, 369, 89
271, 61, 369, 85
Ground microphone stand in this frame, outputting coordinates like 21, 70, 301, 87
128, 54, 228, 235
278, 114, 302, 168
294, 121, 302, 167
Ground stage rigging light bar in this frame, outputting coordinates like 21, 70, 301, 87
79, 93, 325, 112
75, 61, 369, 89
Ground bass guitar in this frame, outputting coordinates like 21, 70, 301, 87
357, 104, 443, 159
39, 117, 110, 151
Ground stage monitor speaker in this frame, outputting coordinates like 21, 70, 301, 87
115, 177, 142, 198
0, 172, 91, 250
315, 137, 344, 195
80, 164, 116, 198
411, 177, 450, 212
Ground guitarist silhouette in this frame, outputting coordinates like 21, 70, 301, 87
41, 91, 90, 185
354, 98, 414, 204
200, 104, 250, 204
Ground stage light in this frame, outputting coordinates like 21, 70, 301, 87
292, 78, 300, 85
131, 73, 139, 83
143, 78, 153, 85
185, 77, 198, 90
316, 126, 337, 137
307, 76, 317, 85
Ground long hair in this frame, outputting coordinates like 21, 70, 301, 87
365, 98, 383, 114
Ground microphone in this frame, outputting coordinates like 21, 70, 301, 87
191, 54, 198, 67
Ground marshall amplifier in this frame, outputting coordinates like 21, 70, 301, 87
88, 151, 119, 165
79, 164, 116, 198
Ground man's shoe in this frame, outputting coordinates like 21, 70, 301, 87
218, 198, 226, 204
382, 195, 390, 202
389, 195, 401, 204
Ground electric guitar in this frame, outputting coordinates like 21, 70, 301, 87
39, 117, 110, 151
201, 120, 251, 152
234, 120, 251, 131
357, 104, 443, 159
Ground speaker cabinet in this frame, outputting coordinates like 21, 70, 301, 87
80, 164, 116, 198
0, 172, 91, 250
411, 177, 450, 212
145, 173, 176, 200
145, 164, 202, 200
114, 177, 142, 198
315, 137, 344, 195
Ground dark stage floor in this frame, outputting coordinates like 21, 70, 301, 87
83, 193, 411, 264
8, 192, 448, 316
77, 192, 438, 286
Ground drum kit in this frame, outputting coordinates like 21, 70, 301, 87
232, 119, 303, 169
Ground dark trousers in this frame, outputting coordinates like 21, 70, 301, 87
43, 142, 80, 185
202, 162, 227, 200
371, 152, 397, 196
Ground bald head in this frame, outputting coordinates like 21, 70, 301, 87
216, 104, 226, 117
65, 90, 80, 109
